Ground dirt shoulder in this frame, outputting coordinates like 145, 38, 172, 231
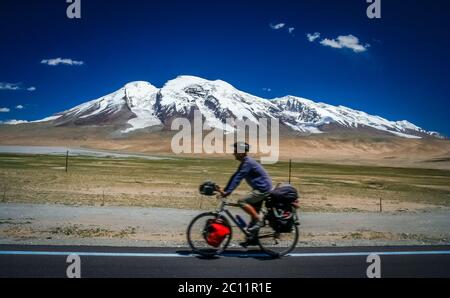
0, 203, 448, 248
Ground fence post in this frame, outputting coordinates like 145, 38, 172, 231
288, 159, 292, 184
65, 150, 69, 173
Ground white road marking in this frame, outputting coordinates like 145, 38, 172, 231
0, 250, 450, 258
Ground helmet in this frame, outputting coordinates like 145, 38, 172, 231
233, 142, 250, 153
199, 181, 217, 196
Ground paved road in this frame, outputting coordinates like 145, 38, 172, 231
1, 245, 449, 278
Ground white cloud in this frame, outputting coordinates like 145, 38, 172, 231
0, 82, 20, 91
288, 27, 295, 34
319, 35, 369, 53
320, 38, 342, 48
0, 107, 10, 113
0, 119, 28, 125
16, 105, 24, 110
307, 32, 321, 42
41, 58, 84, 66
270, 23, 286, 30
0, 82, 37, 92
262, 88, 272, 92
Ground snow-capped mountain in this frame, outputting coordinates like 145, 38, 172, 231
48, 81, 161, 132
155, 76, 279, 132
274, 96, 439, 138
23, 75, 442, 139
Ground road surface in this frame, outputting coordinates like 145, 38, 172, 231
1, 245, 449, 278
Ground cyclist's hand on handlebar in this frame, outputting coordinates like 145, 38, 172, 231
215, 186, 228, 198
216, 191, 227, 199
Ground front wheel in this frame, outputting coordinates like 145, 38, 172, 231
187, 212, 232, 257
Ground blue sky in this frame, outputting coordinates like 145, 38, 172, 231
0, 0, 449, 135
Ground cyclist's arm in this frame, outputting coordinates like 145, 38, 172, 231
223, 160, 251, 197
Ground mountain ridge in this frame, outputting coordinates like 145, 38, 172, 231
1, 75, 445, 139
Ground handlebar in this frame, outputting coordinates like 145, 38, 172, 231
215, 195, 241, 208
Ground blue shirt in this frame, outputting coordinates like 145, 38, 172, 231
224, 156, 273, 195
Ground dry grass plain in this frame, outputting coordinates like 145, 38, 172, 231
1, 153, 449, 213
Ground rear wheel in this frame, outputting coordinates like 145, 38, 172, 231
257, 218, 299, 257
187, 212, 232, 257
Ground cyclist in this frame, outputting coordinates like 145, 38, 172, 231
217, 142, 273, 234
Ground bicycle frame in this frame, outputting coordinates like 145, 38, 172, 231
215, 197, 253, 238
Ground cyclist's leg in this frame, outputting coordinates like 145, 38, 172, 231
238, 190, 269, 225
237, 191, 263, 247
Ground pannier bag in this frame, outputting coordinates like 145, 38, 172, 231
268, 183, 300, 210
268, 208, 295, 233
204, 219, 231, 247
271, 183, 298, 203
